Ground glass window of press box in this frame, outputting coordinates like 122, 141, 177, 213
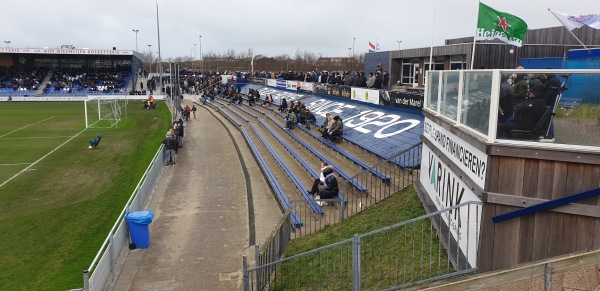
424, 69, 600, 149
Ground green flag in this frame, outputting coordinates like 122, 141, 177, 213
476, 2, 528, 47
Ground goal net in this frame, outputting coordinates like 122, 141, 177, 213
85, 97, 124, 128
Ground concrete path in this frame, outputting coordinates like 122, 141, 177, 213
113, 96, 281, 290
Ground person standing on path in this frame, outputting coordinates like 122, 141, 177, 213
192, 105, 197, 119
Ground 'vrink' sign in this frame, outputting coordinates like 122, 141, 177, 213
420, 144, 481, 268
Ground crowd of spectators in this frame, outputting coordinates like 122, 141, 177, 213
0, 67, 48, 91
47, 66, 131, 94
250, 63, 390, 89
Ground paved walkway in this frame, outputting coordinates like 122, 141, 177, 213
113, 96, 281, 290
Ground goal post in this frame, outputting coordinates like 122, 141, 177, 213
85, 97, 125, 128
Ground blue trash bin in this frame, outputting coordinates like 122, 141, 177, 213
125, 211, 154, 249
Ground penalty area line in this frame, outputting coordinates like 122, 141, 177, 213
0, 163, 33, 166
0, 116, 56, 138
0, 136, 75, 140
0, 128, 88, 189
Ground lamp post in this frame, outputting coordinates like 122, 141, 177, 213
132, 29, 139, 51
4, 41, 10, 48
397, 40, 402, 50
155, 0, 163, 93
316, 53, 321, 69
352, 37, 356, 58
147, 45, 152, 75
194, 43, 197, 71
199, 35, 202, 72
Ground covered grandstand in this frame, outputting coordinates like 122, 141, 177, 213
0, 47, 143, 96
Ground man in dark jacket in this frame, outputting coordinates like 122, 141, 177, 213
497, 85, 546, 138
162, 133, 177, 166
305, 109, 317, 130
382, 70, 390, 89
317, 166, 339, 201
498, 74, 515, 123
359, 72, 367, 87
373, 72, 383, 89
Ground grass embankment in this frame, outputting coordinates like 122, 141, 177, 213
266, 186, 451, 290
0, 101, 171, 290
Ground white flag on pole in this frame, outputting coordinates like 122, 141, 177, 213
549, 9, 600, 31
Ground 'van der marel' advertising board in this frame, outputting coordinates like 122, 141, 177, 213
422, 118, 488, 189
420, 143, 482, 268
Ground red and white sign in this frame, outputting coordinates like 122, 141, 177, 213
0, 48, 132, 56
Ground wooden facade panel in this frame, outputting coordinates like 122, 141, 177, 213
496, 157, 525, 196
518, 159, 541, 263
575, 166, 598, 251
565, 165, 584, 253
517, 214, 535, 264
531, 161, 556, 260
491, 205, 520, 270
536, 161, 555, 200
548, 163, 568, 257
487, 156, 500, 194
532, 212, 551, 261
522, 159, 539, 198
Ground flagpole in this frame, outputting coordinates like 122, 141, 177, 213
548, 8, 590, 52
470, 1, 480, 69
429, 7, 436, 71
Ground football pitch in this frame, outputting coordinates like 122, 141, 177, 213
0, 101, 171, 290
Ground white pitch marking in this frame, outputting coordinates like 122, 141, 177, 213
0, 163, 33, 166
0, 128, 88, 188
0, 116, 56, 138
0, 136, 74, 140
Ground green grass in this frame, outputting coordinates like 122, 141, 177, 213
0, 101, 171, 290
264, 186, 452, 290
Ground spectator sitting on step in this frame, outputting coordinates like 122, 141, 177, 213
304, 109, 317, 130
307, 162, 329, 196
262, 93, 273, 106
278, 98, 288, 112
320, 113, 334, 136
248, 92, 255, 106
285, 110, 297, 129
316, 165, 339, 206
323, 115, 344, 143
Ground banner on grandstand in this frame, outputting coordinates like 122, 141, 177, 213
351, 88, 379, 104
381, 91, 424, 110
330, 85, 341, 97
251, 77, 267, 85
267, 79, 277, 87
0, 48, 132, 55
285, 81, 298, 90
340, 86, 351, 99
276, 79, 286, 88
422, 118, 488, 189
299, 82, 315, 93
419, 143, 482, 268
315, 83, 331, 95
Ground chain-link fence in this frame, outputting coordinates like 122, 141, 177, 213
244, 201, 483, 291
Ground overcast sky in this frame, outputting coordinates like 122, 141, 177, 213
3, 0, 597, 59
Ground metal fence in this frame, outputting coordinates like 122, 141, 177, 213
82, 144, 165, 291
243, 143, 424, 290
243, 201, 483, 291
283, 143, 424, 240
